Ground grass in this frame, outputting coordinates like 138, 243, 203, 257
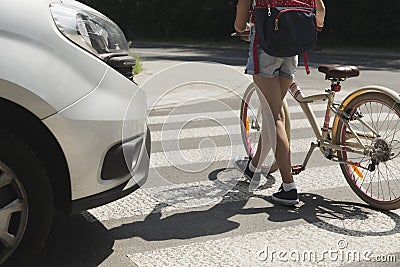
128, 53, 143, 75
132, 54, 143, 75
128, 41, 144, 75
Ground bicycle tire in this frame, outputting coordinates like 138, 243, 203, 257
240, 83, 291, 173
333, 92, 400, 210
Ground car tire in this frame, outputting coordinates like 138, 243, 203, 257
0, 129, 53, 266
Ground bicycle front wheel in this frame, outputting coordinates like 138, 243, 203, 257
334, 92, 400, 210
240, 83, 291, 174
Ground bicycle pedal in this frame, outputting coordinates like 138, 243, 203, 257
291, 165, 304, 175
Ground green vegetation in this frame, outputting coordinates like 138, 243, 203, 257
127, 41, 143, 75
80, 0, 400, 50
132, 54, 143, 75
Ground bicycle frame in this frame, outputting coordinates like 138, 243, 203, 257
287, 81, 377, 172
245, 78, 400, 175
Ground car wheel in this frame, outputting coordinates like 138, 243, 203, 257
0, 129, 53, 266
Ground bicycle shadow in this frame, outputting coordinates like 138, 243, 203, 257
109, 181, 255, 241
250, 173, 400, 238
307, 194, 400, 236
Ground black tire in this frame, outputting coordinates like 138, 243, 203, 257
0, 129, 53, 266
333, 92, 400, 210
240, 83, 291, 174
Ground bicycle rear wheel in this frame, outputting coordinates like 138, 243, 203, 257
240, 83, 291, 173
334, 92, 400, 210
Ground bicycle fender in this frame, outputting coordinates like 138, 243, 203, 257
332, 86, 400, 138
341, 86, 400, 108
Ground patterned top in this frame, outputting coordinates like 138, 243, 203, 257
254, 0, 315, 8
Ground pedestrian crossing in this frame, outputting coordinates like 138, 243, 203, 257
127, 218, 400, 267
85, 94, 400, 267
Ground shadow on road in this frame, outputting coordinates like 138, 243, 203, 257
113, 183, 400, 242
36, 210, 114, 267
35, 169, 400, 266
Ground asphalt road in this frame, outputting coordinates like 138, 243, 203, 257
36, 45, 400, 267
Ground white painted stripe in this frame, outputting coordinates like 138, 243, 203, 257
147, 103, 328, 125
150, 144, 243, 168
149, 137, 316, 168
127, 210, 400, 267
151, 124, 241, 142
150, 111, 397, 142
148, 110, 241, 125
150, 119, 317, 142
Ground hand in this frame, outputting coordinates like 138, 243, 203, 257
232, 22, 251, 42
231, 30, 250, 42
238, 30, 250, 41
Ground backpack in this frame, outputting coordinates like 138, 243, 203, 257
251, 0, 317, 74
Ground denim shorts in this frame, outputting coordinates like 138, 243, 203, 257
245, 27, 298, 80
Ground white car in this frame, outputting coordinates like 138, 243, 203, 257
0, 0, 150, 265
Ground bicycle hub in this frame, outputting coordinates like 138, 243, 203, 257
371, 139, 391, 163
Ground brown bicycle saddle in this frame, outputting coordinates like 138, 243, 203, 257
318, 65, 360, 79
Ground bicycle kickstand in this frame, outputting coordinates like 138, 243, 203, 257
291, 141, 319, 175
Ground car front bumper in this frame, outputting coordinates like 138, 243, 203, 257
43, 66, 150, 202
70, 127, 151, 213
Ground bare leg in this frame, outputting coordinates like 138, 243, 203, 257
251, 75, 293, 184
251, 95, 286, 170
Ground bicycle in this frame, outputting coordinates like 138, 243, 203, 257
241, 65, 400, 210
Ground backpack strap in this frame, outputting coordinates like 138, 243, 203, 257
250, 4, 260, 74
253, 31, 260, 74
303, 52, 311, 75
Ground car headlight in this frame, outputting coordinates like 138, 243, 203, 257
50, 3, 129, 59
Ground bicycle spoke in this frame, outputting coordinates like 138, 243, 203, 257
385, 163, 399, 200
360, 165, 369, 188
377, 165, 395, 200
355, 158, 369, 184
377, 166, 383, 200
385, 160, 400, 182
377, 106, 393, 134
388, 119, 400, 145
365, 166, 377, 197
373, 103, 384, 139
384, 110, 399, 139
365, 102, 375, 130
384, 162, 400, 199
382, 110, 399, 141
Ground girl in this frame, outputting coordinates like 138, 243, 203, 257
233, 0, 325, 205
